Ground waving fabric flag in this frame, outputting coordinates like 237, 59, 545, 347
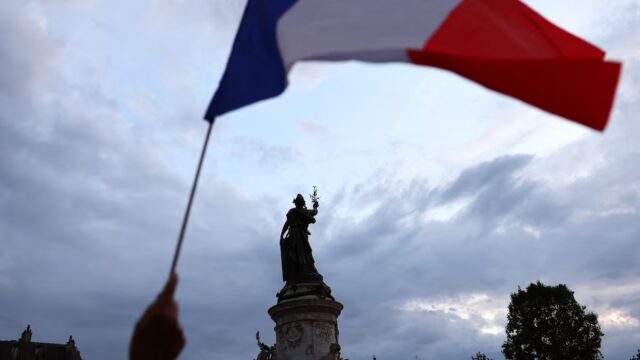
206, 0, 621, 131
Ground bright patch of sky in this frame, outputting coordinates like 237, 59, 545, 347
401, 293, 508, 336
41, 0, 619, 203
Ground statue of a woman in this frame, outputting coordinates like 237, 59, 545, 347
280, 193, 323, 284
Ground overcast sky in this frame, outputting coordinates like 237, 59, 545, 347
0, 1, 639, 359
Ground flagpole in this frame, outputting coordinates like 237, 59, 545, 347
170, 119, 215, 275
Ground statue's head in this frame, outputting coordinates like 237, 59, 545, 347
293, 194, 305, 208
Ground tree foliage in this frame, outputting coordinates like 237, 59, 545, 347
502, 281, 603, 360
471, 352, 493, 360
630, 349, 640, 360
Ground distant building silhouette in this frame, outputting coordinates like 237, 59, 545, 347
0, 325, 82, 360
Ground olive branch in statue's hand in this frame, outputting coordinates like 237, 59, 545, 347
310, 186, 320, 208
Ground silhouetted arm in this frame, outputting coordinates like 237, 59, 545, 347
308, 204, 318, 222
130, 273, 185, 360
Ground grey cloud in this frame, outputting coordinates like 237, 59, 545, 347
0, 2, 60, 97
319, 136, 639, 358
228, 137, 297, 168
440, 155, 533, 202
0, 3, 279, 360
441, 155, 541, 228
296, 121, 334, 139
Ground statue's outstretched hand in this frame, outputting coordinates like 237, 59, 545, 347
130, 272, 185, 360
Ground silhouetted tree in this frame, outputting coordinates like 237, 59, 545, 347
629, 349, 640, 360
502, 281, 603, 360
471, 352, 493, 360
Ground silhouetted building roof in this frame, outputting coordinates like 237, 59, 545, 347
0, 325, 82, 360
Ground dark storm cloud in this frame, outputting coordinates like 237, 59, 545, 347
440, 155, 541, 229
0, 3, 277, 360
0, 1, 173, 350
440, 155, 532, 201
317, 140, 640, 359
0, 85, 280, 359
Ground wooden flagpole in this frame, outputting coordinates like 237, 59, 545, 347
170, 119, 215, 275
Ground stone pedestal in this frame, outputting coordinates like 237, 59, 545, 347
268, 297, 343, 360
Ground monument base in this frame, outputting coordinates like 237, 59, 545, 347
268, 297, 343, 360
276, 281, 334, 303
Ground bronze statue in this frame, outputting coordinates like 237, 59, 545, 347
280, 187, 322, 284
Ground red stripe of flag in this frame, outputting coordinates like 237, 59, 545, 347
408, 0, 621, 130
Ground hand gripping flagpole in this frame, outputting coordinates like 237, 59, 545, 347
170, 119, 215, 275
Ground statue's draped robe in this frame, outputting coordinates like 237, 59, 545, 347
281, 207, 321, 283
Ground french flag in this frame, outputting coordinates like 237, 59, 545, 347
206, 0, 621, 131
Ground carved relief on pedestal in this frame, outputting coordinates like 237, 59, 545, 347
284, 323, 303, 349
314, 323, 332, 343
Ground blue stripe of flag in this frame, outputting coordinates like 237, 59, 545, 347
205, 0, 298, 120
